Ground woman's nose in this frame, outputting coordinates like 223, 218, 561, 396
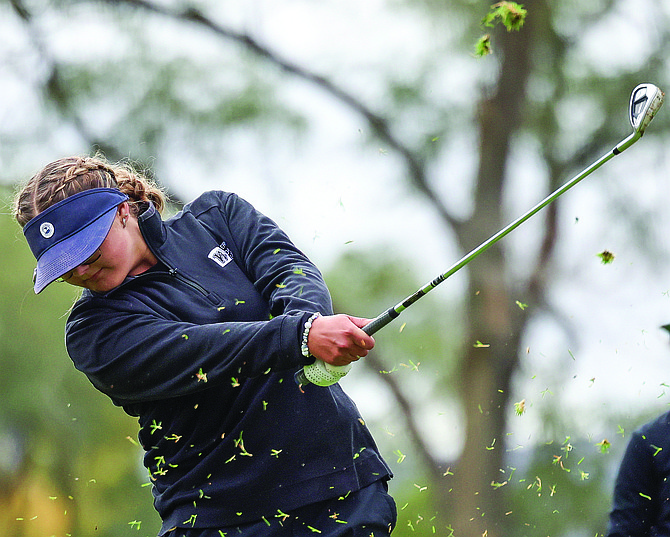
73, 263, 92, 277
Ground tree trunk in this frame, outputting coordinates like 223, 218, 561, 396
447, 3, 537, 535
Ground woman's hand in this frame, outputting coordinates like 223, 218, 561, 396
307, 314, 375, 366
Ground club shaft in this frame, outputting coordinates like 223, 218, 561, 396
363, 133, 641, 337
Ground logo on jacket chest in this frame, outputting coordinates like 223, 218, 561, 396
208, 242, 234, 269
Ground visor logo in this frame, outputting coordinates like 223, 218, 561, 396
39, 222, 55, 239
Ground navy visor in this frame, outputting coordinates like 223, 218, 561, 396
23, 188, 129, 293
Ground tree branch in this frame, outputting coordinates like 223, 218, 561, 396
103, 0, 460, 229
9, 0, 124, 160
361, 352, 446, 481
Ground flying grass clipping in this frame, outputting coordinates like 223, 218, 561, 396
597, 250, 616, 265
475, 2, 527, 57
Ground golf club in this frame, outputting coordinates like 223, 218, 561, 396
296, 83, 664, 388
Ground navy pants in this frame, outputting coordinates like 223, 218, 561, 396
165, 480, 396, 536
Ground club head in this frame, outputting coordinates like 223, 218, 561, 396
629, 83, 664, 135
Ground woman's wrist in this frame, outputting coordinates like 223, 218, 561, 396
300, 313, 321, 358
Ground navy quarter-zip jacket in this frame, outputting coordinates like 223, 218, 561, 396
607, 410, 670, 536
65, 191, 391, 533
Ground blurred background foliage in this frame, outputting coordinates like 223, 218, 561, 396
3, 0, 670, 536
0, 186, 155, 535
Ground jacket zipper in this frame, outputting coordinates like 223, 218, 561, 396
118, 263, 211, 298
166, 267, 210, 297
142, 239, 211, 297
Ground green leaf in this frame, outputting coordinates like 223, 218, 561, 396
476, 2, 527, 56
482, 2, 528, 32
475, 34, 493, 57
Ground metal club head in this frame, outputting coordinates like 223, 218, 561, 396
629, 83, 664, 135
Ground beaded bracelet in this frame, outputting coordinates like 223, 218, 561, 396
301, 312, 321, 358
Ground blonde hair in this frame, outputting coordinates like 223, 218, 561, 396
14, 155, 167, 227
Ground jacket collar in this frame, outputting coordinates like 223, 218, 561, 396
138, 202, 168, 247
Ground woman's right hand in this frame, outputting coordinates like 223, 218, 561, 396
306, 314, 375, 366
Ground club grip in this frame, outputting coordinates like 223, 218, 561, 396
294, 367, 310, 386
362, 309, 396, 336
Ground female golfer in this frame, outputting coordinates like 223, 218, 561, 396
14, 156, 395, 536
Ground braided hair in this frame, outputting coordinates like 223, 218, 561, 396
14, 156, 167, 227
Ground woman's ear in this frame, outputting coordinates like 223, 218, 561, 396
118, 201, 131, 228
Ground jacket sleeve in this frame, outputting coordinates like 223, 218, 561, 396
66, 296, 314, 405
607, 430, 659, 537
204, 192, 334, 318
